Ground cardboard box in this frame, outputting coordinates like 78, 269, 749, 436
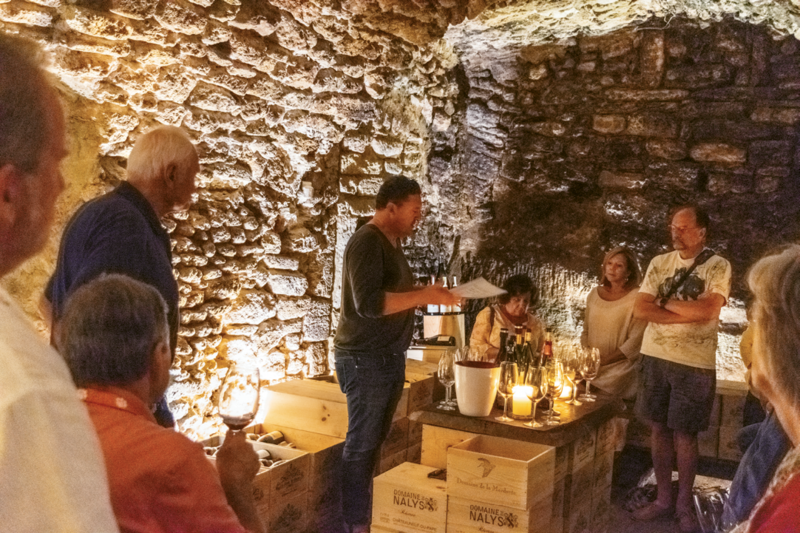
421, 425, 477, 470
382, 417, 410, 459
447, 435, 555, 510
261, 380, 409, 439
373, 463, 448, 533
446, 494, 551, 533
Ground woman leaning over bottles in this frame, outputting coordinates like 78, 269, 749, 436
581, 246, 646, 400
470, 274, 546, 363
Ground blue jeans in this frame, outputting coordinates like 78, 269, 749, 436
721, 411, 790, 527
335, 351, 406, 527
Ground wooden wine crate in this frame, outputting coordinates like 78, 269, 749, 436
553, 442, 571, 482
446, 494, 551, 533
570, 428, 597, 477
204, 437, 310, 505
405, 359, 439, 376
382, 417, 410, 459
565, 462, 593, 513
307, 485, 342, 533
372, 462, 448, 533
549, 476, 566, 533
592, 450, 614, 493
266, 490, 309, 533
261, 379, 409, 439
719, 426, 744, 461
698, 425, 720, 458
564, 499, 592, 533
446, 435, 555, 511
595, 419, 616, 456
407, 443, 422, 464
409, 419, 423, 447
379, 449, 408, 475
421, 425, 477, 470
406, 372, 436, 414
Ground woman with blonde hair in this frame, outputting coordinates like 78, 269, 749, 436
731, 245, 800, 532
581, 246, 646, 399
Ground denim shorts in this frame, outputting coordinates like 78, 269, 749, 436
635, 355, 716, 434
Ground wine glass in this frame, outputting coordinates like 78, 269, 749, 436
523, 364, 547, 428
495, 361, 518, 422
579, 347, 601, 402
545, 362, 564, 426
437, 350, 456, 411
218, 362, 261, 432
563, 347, 583, 406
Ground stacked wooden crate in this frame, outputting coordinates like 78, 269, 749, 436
414, 420, 617, 533
372, 463, 449, 533
203, 434, 311, 533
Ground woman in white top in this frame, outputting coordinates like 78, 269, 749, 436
470, 274, 546, 362
581, 246, 646, 400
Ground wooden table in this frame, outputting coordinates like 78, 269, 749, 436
411, 394, 624, 448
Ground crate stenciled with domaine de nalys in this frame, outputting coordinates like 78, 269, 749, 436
372, 462, 448, 533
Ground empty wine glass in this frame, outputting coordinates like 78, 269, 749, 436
437, 350, 456, 411
545, 362, 564, 426
563, 347, 583, 406
579, 347, 601, 402
495, 361, 518, 422
218, 362, 261, 432
523, 364, 547, 428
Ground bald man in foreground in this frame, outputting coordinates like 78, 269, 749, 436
46, 125, 200, 427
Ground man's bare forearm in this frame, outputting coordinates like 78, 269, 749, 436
634, 299, 696, 324
383, 286, 459, 316
662, 294, 724, 322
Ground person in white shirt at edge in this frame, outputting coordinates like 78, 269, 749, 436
0, 34, 119, 532
631, 205, 732, 533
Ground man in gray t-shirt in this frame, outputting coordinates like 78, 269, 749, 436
334, 176, 459, 533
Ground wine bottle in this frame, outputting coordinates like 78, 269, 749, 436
496, 328, 509, 364
514, 326, 525, 368
541, 329, 555, 410
523, 328, 535, 374
257, 430, 285, 445
427, 274, 439, 315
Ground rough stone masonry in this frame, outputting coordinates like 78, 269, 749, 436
2, 0, 800, 437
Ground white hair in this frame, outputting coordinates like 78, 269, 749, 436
127, 126, 196, 184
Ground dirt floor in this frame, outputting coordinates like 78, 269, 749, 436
610, 447, 736, 533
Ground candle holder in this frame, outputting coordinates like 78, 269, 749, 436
510, 384, 534, 421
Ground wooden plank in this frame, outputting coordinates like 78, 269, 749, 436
447, 435, 555, 511
717, 379, 748, 397
420, 424, 478, 470
406, 372, 435, 414
446, 494, 551, 533
372, 462, 448, 533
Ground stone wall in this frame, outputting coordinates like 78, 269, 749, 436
419, 17, 800, 381
0, 0, 462, 438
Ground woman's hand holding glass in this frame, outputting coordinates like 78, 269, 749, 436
523, 364, 547, 428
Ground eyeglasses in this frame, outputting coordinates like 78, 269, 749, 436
668, 224, 700, 234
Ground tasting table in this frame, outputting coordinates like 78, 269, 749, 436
410, 393, 624, 448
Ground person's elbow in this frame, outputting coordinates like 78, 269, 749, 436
353, 294, 384, 319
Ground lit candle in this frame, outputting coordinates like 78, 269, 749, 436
512, 385, 533, 417
560, 383, 573, 399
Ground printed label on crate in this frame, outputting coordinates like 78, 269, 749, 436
393, 489, 439, 512
276, 463, 304, 494
271, 501, 305, 533
468, 504, 520, 528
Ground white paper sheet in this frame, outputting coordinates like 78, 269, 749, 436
450, 277, 507, 299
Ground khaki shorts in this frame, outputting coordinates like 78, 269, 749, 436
635, 355, 716, 434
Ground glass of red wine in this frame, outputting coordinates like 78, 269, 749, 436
218, 362, 261, 432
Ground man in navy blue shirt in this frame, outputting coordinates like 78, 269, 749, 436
45, 126, 199, 427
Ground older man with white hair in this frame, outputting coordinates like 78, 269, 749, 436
0, 33, 119, 532
46, 125, 200, 427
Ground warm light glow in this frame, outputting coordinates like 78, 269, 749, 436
512, 385, 533, 416
560, 384, 573, 399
